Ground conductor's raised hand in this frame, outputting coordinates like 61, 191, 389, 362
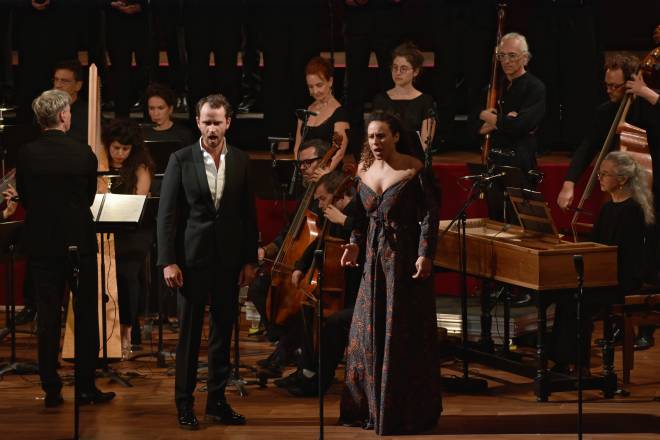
340, 243, 359, 267
163, 264, 183, 289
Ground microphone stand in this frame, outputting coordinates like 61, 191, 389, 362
68, 246, 81, 440
289, 110, 313, 198
573, 255, 585, 440
437, 179, 489, 393
311, 248, 326, 440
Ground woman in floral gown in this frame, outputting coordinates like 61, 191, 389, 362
340, 111, 442, 435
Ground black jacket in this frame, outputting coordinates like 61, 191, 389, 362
157, 142, 258, 271
16, 129, 98, 257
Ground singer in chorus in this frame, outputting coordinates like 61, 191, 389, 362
551, 151, 651, 375
372, 42, 436, 161
340, 111, 441, 435
293, 56, 349, 176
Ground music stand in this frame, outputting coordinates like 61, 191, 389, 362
507, 187, 560, 239
0, 220, 38, 377
129, 195, 172, 368
92, 192, 147, 387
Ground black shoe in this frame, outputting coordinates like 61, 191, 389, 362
273, 369, 302, 388
257, 364, 282, 379
635, 335, 655, 350
286, 375, 319, 397
177, 404, 199, 430
44, 391, 63, 408
256, 348, 283, 368
15, 307, 36, 325
77, 387, 116, 405
205, 401, 246, 425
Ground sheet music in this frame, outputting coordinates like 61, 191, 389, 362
91, 193, 147, 224
90, 194, 103, 221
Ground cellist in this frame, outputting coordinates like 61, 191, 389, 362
281, 170, 365, 397
248, 138, 330, 375
557, 52, 660, 349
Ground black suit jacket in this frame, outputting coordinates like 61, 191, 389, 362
16, 129, 98, 257
157, 142, 258, 271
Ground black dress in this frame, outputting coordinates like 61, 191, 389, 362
372, 92, 434, 161
298, 105, 349, 146
340, 172, 442, 435
551, 198, 646, 365
141, 121, 196, 147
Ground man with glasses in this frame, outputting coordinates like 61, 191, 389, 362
557, 52, 660, 349
248, 138, 330, 376
52, 59, 88, 143
477, 32, 546, 222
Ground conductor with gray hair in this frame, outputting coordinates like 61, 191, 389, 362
16, 89, 116, 407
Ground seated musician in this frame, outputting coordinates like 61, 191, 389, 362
142, 83, 196, 147
249, 138, 330, 374
52, 59, 88, 144
551, 151, 652, 374
278, 170, 364, 396
101, 118, 155, 358
557, 53, 660, 348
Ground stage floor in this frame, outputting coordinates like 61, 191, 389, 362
0, 314, 658, 440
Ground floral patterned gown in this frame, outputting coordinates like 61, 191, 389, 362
340, 170, 442, 435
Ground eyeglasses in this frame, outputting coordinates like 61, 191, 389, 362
603, 82, 625, 91
495, 52, 523, 62
597, 171, 619, 179
53, 77, 75, 84
299, 157, 320, 169
391, 65, 412, 74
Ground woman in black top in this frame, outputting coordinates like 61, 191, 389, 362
142, 83, 196, 147
293, 57, 349, 177
372, 42, 435, 161
551, 151, 653, 372
102, 119, 155, 358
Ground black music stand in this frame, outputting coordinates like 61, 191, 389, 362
92, 192, 147, 387
0, 220, 38, 377
129, 195, 172, 368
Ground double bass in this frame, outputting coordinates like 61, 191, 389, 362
481, 1, 507, 164
265, 135, 340, 326
571, 47, 660, 241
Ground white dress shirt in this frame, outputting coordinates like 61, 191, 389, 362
199, 138, 227, 210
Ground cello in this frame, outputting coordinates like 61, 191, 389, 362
481, 1, 507, 164
265, 134, 341, 326
571, 47, 660, 241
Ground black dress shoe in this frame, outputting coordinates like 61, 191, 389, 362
15, 306, 36, 325
205, 401, 246, 425
286, 375, 319, 397
273, 369, 302, 388
177, 404, 199, 430
44, 392, 64, 408
77, 388, 116, 405
635, 335, 655, 350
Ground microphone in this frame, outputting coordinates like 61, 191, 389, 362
459, 172, 507, 182
573, 254, 584, 278
295, 109, 318, 119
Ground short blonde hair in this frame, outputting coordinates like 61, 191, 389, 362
32, 89, 71, 129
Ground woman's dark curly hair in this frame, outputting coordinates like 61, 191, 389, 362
102, 118, 155, 194
145, 82, 177, 108
360, 111, 414, 171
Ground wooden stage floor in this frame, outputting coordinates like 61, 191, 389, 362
0, 315, 657, 440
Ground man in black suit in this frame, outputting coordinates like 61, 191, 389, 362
157, 94, 258, 430
15, 89, 115, 407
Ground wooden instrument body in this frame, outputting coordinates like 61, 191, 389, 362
436, 219, 618, 290
267, 209, 320, 325
299, 234, 346, 319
